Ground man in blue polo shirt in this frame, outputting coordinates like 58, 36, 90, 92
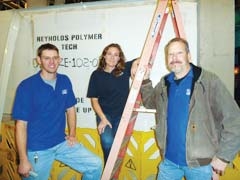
12, 43, 102, 180
141, 37, 240, 180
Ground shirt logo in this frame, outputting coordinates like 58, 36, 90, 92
119, 72, 124, 76
186, 89, 191, 96
62, 89, 68, 95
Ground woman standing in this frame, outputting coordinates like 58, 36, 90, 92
87, 43, 138, 164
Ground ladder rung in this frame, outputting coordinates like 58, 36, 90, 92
133, 108, 156, 113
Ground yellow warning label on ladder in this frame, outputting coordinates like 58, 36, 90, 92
125, 159, 136, 170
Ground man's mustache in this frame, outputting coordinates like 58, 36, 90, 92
170, 61, 182, 65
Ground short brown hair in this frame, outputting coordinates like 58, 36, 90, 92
37, 43, 59, 57
164, 37, 189, 55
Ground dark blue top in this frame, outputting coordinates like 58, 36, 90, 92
165, 67, 193, 166
87, 61, 133, 117
12, 71, 77, 151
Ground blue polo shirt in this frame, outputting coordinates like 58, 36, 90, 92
87, 61, 133, 117
165, 67, 193, 166
12, 71, 77, 151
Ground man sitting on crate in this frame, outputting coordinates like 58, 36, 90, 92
12, 43, 103, 180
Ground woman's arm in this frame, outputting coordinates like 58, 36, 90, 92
91, 97, 112, 134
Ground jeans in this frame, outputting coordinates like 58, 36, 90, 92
23, 141, 103, 180
157, 159, 212, 180
97, 114, 121, 164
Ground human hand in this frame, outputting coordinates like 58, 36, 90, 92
211, 157, 228, 179
65, 135, 78, 146
143, 66, 151, 80
212, 170, 220, 180
98, 119, 112, 134
130, 58, 151, 80
131, 58, 140, 79
18, 159, 32, 178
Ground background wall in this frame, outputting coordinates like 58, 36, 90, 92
0, 1, 236, 179
23, 0, 236, 96
198, 0, 235, 94
0, 0, 197, 130
0, 0, 235, 130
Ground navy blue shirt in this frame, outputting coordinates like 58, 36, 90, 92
87, 61, 133, 117
165, 67, 193, 166
12, 71, 77, 150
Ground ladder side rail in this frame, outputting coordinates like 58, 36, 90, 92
111, 94, 142, 179
101, 81, 143, 179
101, 90, 140, 179
138, 0, 169, 70
149, 9, 169, 69
100, 1, 169, 179
171, 0, 186, 38
111, 115, 138, 179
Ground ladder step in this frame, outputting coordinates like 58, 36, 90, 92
133, 108, 156, 113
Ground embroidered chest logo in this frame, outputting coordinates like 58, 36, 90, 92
62, 89, 68, 95
186, 88, 191, 96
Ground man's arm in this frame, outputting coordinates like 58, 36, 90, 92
208, 73, 240, 179
66, 106, 77, 137
66, 106, 78, 146
15, 120, 32, 177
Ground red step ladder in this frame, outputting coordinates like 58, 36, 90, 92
101, 0, 186, 179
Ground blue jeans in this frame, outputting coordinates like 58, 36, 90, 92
23, 141, 102, 180
97, 114, 121, 164
157, 159, 212, 180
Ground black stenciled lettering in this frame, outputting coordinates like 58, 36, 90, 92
71, 33, 103, 40
76, 97, 84, 103
60, 57, 69, 67
60, 57, 98, 68
61, 44, 78, 50
36, 35, 69, 42
75, 107, 92, 113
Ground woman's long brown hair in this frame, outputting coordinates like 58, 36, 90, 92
98, 43, 126, 77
